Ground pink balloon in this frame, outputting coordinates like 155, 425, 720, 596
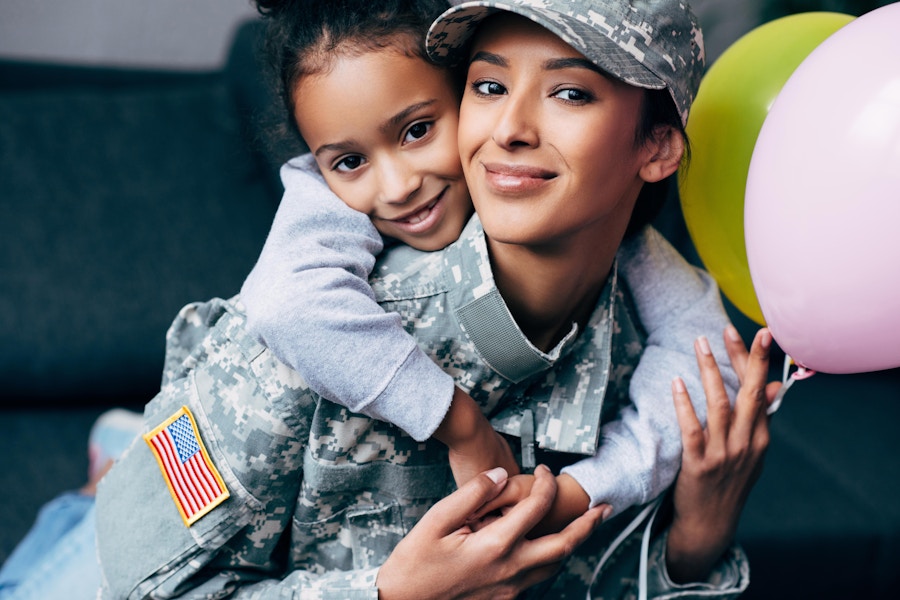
745, 3, 900, 374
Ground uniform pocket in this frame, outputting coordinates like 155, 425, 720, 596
292, 495, 404, 572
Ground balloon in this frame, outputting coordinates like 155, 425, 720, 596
679, 12, 855, 325
745, 3, 900, 374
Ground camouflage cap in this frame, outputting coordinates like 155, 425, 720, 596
426, 0, 705, 125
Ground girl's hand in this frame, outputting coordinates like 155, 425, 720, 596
666, 326, 782, 583
473, 473, 601, 538
376, 465, 605, 600
436, 387, 520, 486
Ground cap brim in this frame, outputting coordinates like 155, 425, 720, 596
426, 1, 667, 92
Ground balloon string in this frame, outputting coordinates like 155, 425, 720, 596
767, 354, 815, 415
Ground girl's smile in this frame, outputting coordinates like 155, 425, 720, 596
293, 47, 471, 251
388, 187, 448, 233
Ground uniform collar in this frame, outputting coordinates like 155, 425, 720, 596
444, 216, 583, 383
445, 216, 618, 456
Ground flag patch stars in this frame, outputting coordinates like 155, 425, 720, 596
144, 406, 229, 526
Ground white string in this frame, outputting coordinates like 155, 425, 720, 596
637, 498, 661, 600
768, 353, 814, 415
587, 352, 811, 598
585, 497, 663, 600
767, 372, 793, 415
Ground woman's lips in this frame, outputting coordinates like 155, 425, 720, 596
482, 162, 556, 193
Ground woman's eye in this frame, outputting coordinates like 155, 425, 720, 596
473, 80, 506, 96
403, 121, 432, 143
335, 155, 364, 173
553, 88, 592, 103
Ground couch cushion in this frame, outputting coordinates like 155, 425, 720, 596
0, 79, 278, 406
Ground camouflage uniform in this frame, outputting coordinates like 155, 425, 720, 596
241, 155, 739, 519
96, 217, 748, 599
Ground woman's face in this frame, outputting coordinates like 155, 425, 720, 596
457, 14, 655, 249
294, 47, 471, 251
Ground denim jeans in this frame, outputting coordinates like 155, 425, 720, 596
0, 492, 100, 600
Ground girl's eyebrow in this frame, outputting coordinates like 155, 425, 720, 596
314, 99, 438, 157
381, 99, 437, 134
314, 140, 357, 157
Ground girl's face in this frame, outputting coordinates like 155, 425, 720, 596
293, 48, 471, 251
457, 14, 658, 250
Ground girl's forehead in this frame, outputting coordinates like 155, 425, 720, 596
293, 49, 458, 146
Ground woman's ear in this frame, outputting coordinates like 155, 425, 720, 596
639, 126, 685, 183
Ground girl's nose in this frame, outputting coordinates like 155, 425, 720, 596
377, 157, 422, 205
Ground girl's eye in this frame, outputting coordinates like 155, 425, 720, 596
472, 80, 506, 96
335, 155, 365, 173
403, 121, 432, 144
553, 88, 592, 103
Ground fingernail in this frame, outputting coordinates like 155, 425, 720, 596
671, 376, 686, 394
601, 505, 613, 521
535, 464, 550, 474
726, 324, 741, 342
759, 328, 772, 350
696, 335, 712, 356
485, 467, 508, 484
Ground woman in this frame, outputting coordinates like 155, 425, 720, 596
95, 1, 777, 598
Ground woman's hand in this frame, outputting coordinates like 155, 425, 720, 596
666, 326, 782, 583
471, 473, 600, 538
376, 464, 605, 600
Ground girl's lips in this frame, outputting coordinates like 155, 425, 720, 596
389, 188, 447, 233
481, 162, 556, 193
400, 199, 438, 225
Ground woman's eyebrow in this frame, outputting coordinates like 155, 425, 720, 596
469, 50, 507, 68
470, 51, 605, 77
544, 56, 604, 75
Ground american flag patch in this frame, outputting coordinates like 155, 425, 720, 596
144, 406, 229, 526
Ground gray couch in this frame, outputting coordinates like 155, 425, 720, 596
2, 14, 898, 600
0, 14, 292, 563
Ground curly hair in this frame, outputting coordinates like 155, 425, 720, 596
254, 0, 450, 144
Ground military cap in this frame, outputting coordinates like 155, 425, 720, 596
426, 0, 706, 125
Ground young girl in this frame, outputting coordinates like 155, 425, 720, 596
243, 0, 520, 487
240, 0, 738, 526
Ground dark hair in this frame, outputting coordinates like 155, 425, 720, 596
625, 88, 690, 238
254, 0, 450, 146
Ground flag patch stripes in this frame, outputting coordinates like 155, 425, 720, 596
144, 406, 229, 526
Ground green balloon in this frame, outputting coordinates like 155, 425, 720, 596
679, 12, 855, 325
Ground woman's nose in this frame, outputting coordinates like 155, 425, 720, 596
491, 91, 540, 150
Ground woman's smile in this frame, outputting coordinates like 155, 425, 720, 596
481, 162, 557, 194
457, 13, 650, 249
